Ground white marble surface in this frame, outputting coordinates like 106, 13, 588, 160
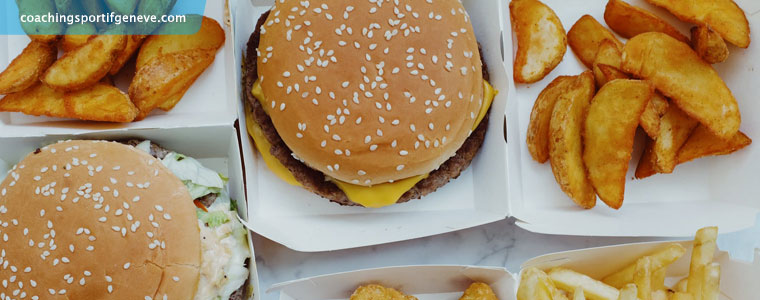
253, 216, 760, 300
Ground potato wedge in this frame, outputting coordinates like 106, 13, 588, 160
690, 26, 729, 64
517, 267, 557, 300
594, 64, 628, 86
622, 32, 740, 139
136, 16, 225, 70
510, 0, 567, 83
460, 282, 498, 300
527, 76, 576, 163
635, 138, 657, 179
64, 83, 138, 122
645, 0, 749, 48
592, 40, 623, 86
568, 15, 623, 69
42, 34, 127, 92
603, 243, 686, 288
652, 105, 699, 173
129, 49, 216, 120
61, 23, 97, 52
640, 93, 669, 139
678, 126, 752, 164
0, 82, 67, 118
604, 0, 689, 43
549, 71, 597, 209
687, 227, 718, 300
110, 35, 147, 75
583, 79, 652, 209
548, 268, 620, 300
0, 41, 57, 94
618, 284, 637, 300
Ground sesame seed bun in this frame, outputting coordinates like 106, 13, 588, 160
257, 0, 485, 185
0, 140, 200, 299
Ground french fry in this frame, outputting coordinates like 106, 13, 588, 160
0, 41, 57, 94
64, 83, 138, 123
673, 278, 688, 293
574, 287, 587, 300
652, 105, 699, 173
510, 0, 568, 83
622, 32, 740, 140
568, 15, 623, 69
603, 244, 686, 288
652, 268, 667, 291
687, 227, 718, 300
618, 284, 637, 300
634, 257, 653, 300
671, 292, 694, 300
690, 26, 729, 64
42, 34, 127, 92
640, 93, 669, 139
527, 76, 576, 163
0, 82, 67, 118
700, 263, 720, 300
517, 267, 557, 300
652, 289, 669, 300
549, 71, 597, 209
548, 268, 620, 300
677, 126, 752, 165
583, 79, 652, 209
604, 0, 689, 43
645, 0, 749, 48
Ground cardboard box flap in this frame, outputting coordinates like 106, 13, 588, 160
270, 265, 515, 300
0, 0, 238, 137
504, 0, 760, 237
234, 0, 510, 252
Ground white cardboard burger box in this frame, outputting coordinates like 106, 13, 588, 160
269, 241, 760, 300
0, 0, 237, 137
233, 0, 511, 252
504, 0, 760, 236
0, 125, 261, 300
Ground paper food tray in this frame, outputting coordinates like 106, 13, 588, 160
503, 0, 760, 237
0, 125, 261, 300
0, 0, 237, 137
270, 241, 760, 300
233, 0, 511, 252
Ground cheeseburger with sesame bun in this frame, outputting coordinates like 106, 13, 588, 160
0, 140, 251, 299
243, 0, 497, 208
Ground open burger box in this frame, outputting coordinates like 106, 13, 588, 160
0, 1, 261, 299
234, 0, 760, 252
268, 241, 760, 299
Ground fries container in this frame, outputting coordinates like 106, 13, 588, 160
0, 0, 237, 136
0, 126, 261, 300
504, 0, 760, 236
233, 0, 511, 252
269, 242, 760, 299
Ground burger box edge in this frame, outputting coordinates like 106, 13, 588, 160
0, 125, 261, 300
267, 241, 760, 300
0, 0, 239, 138
503, 0, 760, 237
233, 0, 512, 252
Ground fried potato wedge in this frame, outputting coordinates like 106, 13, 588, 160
640, 93, 669, 139
61, 23, 97, 52
604, 0, 689, 43
603, 243, 686, 288
517, 267, 558, 300
635, 138, 657, 179
136, 16, 225, 70
594, 63, 628, 86
652, 105, 699, 173
622, 32, 740, 139
691, 26, 729, 64
677, 126, 752, 164
510, 0, 567, 83
592, 40, 623, 86
527, 76, 576, 163
351, 284, 417, 300
583, 79, 652, 209
64, 83, 138, 122
129, 49, 216, 120
645, 0, 750, 48
460, 282, 498, 300
549, 71, 597, 209
0, 41, 57, 94
42, 34, 127, 92
548, 268, 620, 300
110, 35, 147, 75
0, 82, 67, 118
568, 15, 623, 69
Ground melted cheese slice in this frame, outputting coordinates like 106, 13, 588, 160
248, 80, 496, 207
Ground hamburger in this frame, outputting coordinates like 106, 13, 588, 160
243, 0, 497, 208
0, 140, 251, 299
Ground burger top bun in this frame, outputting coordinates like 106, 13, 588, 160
257, 0, 485, 185
0, 140, 201, 299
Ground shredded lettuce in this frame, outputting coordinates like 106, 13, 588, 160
161, 152, 228, 199
135, 140, 152, 153
197, 209, 230, 227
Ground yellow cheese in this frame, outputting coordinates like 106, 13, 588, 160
248, 79, 497, 207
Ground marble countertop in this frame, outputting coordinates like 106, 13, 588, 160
252, 216, 760, 300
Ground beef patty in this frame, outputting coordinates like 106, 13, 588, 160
243, 11, 491, 206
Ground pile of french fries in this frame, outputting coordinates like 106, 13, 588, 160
518, 227, 721, 300
0, 5, 224, 122
514, 0, 752, 209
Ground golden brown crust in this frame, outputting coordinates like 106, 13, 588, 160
510, 0, 567, 83
568, 15, 623, 69
645, 0, 750, 48
0, 41, 57, 94
0, 140, 200, 299
604, 0, 689, 44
